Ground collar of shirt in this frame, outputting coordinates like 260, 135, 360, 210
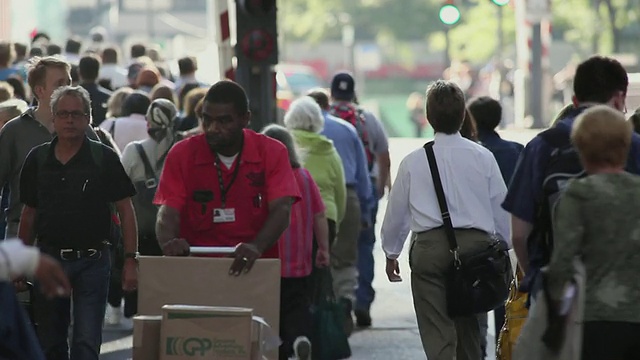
46, 136, 91, 163
194, 128, 262, 166
433, 131, 464, 145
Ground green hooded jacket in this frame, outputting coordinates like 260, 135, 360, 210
291, 129, 346, 223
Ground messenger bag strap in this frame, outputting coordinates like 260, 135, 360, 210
134, 143, 157, 182
423, 142, 460, 260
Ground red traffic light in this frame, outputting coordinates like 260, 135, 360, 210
239, 0, 276, 15
240, 29, 276, 62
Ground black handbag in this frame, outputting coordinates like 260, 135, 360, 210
424, 142, 512, 317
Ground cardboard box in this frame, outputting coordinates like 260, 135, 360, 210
160, 305, 253, 360
133, 315, 162, 360
138, 257, 281, 359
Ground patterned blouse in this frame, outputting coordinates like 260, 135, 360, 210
547, 172, 640, 323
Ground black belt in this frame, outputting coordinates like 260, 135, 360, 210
40, 243, 107, 261
416, 227, 485, 235
346, 184, 357, 189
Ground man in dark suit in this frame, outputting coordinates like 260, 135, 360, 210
79, 55, 112, 126
468, 96, 524, 184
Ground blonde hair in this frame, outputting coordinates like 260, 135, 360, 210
26, 56, 71, 94
571, 105, 632, 168
107, 86, 134, 118
183, 87, 207, 118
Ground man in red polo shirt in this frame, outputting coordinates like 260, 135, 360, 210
154, 80, 300, 275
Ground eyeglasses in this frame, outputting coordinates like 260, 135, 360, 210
55, 110, 88, 120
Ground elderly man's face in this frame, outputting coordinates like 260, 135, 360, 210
52, 95, 89, 140
201, 101, 249, 154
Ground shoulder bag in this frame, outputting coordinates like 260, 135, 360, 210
424, 142, 512, 317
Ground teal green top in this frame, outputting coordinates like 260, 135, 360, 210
291, 129, 346, 223
547, 172, 640, 323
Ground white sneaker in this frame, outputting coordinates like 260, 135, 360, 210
293, 336, 311, 360
105, 305, 122, 326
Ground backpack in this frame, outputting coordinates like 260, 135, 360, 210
131, 143, 162, 255
330, 102, 375, 171
523, 126, 585, 293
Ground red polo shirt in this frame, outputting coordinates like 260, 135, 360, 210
153, 129, 301, 258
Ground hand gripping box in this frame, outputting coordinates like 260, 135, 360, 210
160, 305, 253, 360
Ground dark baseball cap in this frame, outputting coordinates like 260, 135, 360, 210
330, 72, 355, 101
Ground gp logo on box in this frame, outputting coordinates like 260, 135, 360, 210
166, 337, 247, 357
166, 337, 213, 356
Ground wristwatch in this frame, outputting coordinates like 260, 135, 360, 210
124, 252, 139, 260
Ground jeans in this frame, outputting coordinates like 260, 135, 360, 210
355, 182, 378, 311
0, 282, 45, 359
34, 248, 111, 360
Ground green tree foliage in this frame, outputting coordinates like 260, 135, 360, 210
279, 0, 442, 42
430, 1, 517, 62
279, 0, 639, 62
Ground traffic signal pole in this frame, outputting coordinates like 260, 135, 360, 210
234, 0, 278, 131
235, 64, 275, 131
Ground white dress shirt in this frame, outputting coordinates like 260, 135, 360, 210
99, 64, 129, 89
99, 114, 150, 153
381, 132, 510, 260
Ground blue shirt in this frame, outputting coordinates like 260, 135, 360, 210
0, 67, 19, 81
478, 129, 524, 185
321, 111, 372, 222
502, 107, 640, 223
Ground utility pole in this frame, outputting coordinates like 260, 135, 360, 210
146, 0, 155, 40
530, 22, 544, 128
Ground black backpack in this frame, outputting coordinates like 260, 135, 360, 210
523, 126, 585, 292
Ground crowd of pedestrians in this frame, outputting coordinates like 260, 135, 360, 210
0, 35, 392, 360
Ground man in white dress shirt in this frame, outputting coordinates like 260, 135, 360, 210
381, 80, 510, 360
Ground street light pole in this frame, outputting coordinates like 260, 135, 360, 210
444, 27, 451, 70
497, 4, 506, 100
146, 0, 155, 40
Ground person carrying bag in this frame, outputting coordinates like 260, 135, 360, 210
381, 81, 511, 360
424, 142, 512, 317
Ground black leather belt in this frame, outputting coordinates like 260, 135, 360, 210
40, 244, 106, 261
58, 248, 102, 261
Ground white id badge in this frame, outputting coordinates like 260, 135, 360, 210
213, 208, 236, 223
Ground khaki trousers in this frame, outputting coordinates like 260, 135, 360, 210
331, 188, 361, 302
410, 228, 490, 360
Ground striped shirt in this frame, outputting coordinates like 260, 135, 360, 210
279, 168, 325, 278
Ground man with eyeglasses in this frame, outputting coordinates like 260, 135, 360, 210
0, 56, 98, 240
18, 85, 137, 360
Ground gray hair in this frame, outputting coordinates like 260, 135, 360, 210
51, 85, 92, 117
261, 124, 302, 169
284, 96, 324, 133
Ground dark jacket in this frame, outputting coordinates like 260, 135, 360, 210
478, 129, 524, 184
81, 82, 113, 126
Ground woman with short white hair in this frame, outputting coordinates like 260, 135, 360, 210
284, 96, 346, 254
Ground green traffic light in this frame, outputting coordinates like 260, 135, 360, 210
439, 4, 461, 25
492, 0, 510, 6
